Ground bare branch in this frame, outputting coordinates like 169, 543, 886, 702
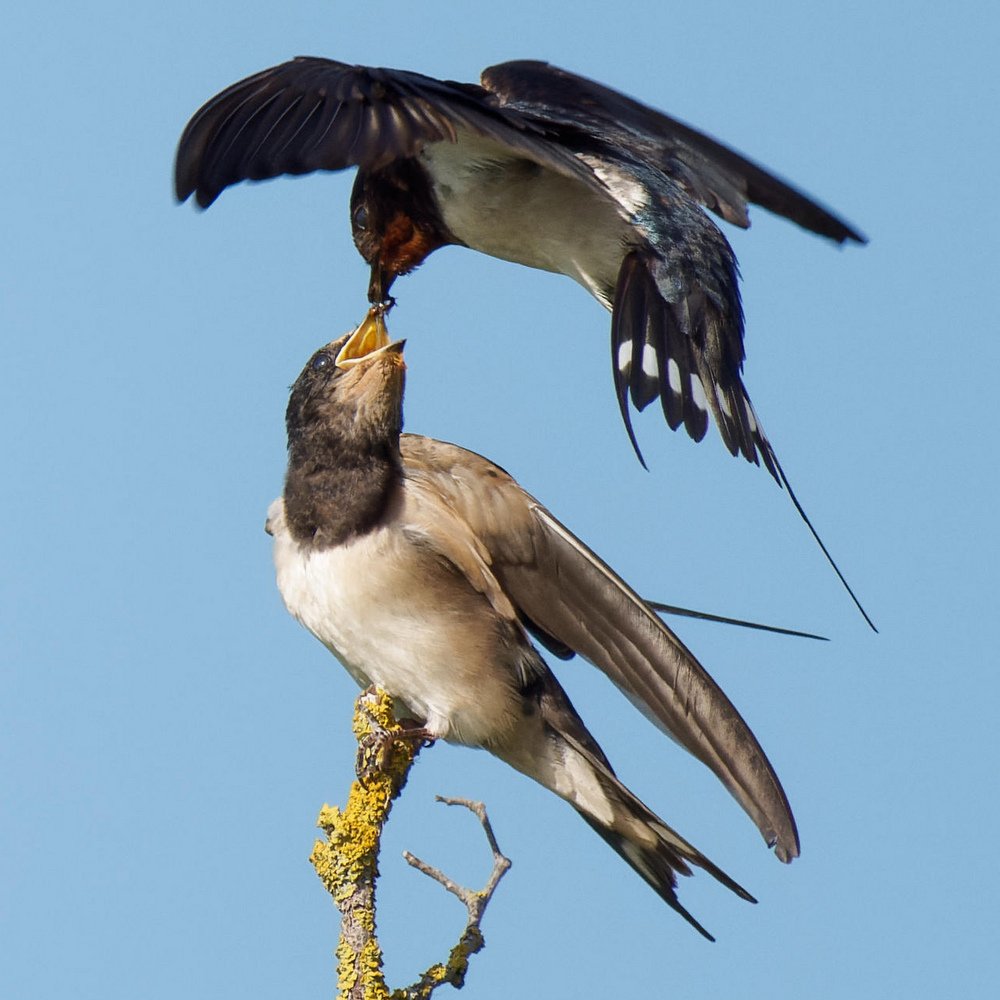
395, 798, 511, 999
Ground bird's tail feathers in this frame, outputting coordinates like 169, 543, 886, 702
560, 734, 756, 941
743, 395, 877, 632
610, 251, 874, 630
506, 715, 755, 940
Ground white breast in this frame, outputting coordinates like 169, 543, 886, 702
421, 134, 637, 306
267, 498, 524, 746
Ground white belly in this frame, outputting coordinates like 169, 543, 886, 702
268, 499, 523, 746
421, 136, 633, 305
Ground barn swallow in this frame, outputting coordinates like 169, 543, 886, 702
176, 57, 873, 629
266, 310, 799, 939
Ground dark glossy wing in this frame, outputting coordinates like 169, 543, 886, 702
175, 56, 593, 208
483, 59, 866, 243
399, 434, 800, 863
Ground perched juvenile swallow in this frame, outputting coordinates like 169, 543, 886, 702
177, 57, 873, 628
266, 311, 799, 939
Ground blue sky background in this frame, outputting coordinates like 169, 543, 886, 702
3, 2, 997, 997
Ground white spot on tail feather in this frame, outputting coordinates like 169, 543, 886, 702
716, 387, 732, 418
642, 343, 658, 378
617, 341, 631, 375
667, 358, 682, 394
690, 374, 708, 412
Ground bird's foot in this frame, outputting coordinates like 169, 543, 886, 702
354, 693, 435, 781
396, 716, 437, 748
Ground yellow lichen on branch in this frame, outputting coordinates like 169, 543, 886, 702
311, 688, 419, 1000
310, 688, 511, 1000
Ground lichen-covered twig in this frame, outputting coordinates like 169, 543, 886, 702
309, 688, 511, 1000
311, 688, 419, 1000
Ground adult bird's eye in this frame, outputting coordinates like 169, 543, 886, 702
311, 351, 332, 371
353, 204, 369, 230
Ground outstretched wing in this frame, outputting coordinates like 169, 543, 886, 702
400, 435, 800, 863
175, 56, 595, 208
483, 59, 866, 243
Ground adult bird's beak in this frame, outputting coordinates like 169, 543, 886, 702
336, 306, 399, 369
368, 265, 397, 307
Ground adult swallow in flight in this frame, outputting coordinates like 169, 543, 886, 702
177, 57, 872, 627
265, 311, 800, 939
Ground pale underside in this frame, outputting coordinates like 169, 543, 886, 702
420, 132, 639, 306
268, 495, 529, 747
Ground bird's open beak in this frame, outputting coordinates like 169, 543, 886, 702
335, 306, 403, 369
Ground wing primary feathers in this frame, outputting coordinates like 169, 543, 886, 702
396, 439, 802, 863
268, 95, 325, 163
299, 94, 348, 162
176, 57, 601, 212
482, 59, 866, 244
523, 505, 800, 861
242, 92, 306, 173
199, 87, 285, 201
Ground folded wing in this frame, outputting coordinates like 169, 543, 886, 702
400, 434, 799, 862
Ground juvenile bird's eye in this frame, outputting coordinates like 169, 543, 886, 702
353, 204, 369, 230
311, 351, 332, 371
